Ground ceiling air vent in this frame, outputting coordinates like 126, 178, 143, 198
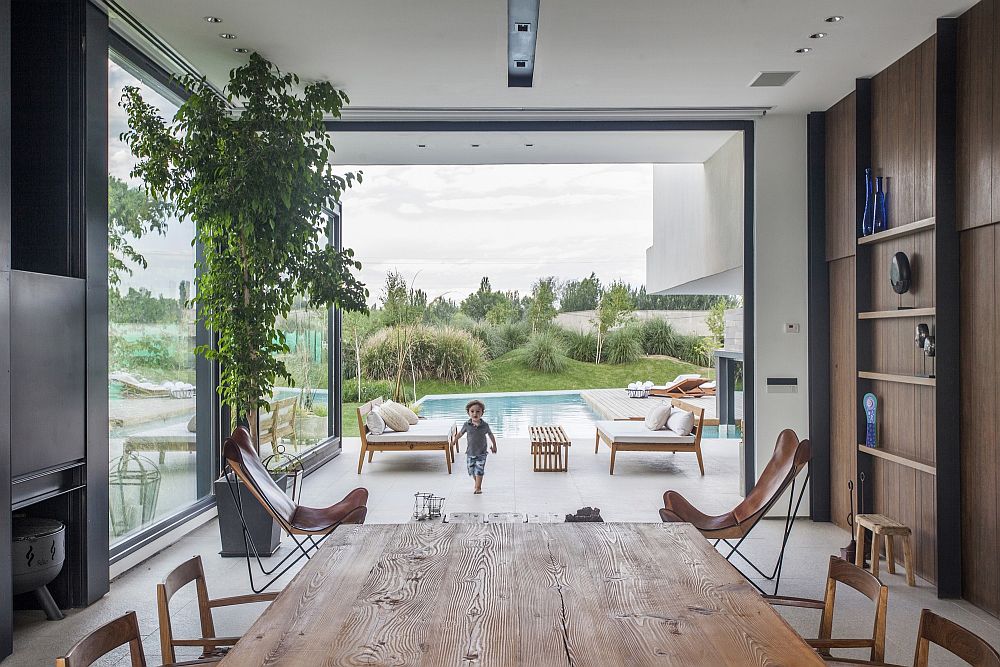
749, 71, 798, 87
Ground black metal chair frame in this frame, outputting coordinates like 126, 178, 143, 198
713, 469, 811, 596
223, 466, 366, 593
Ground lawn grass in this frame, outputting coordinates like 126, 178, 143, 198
339, 351, 710, 437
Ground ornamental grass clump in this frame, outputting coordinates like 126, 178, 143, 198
524, 330, 568, 373
492, 321, 530, 357
361, 326, 487, 386
121, 53, 368, 423
604, 325, 644, 365
640, 318, 678, 356
561, 328, 600, 363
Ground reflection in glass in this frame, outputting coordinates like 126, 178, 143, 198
108, 56, 198, 543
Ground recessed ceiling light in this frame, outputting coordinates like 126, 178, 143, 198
218, 33, 238, 40
525, 143, 534, 147
204, 16, 222, 23
471, 144, 480, 148
233, 47, 249, 54
825, 16, 843, 23
795, 48, 812, 54
417, 144, 427, 148
810, 32, 827, 39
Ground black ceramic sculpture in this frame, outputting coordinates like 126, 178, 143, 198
890, 251, 912, 294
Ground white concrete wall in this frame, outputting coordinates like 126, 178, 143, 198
752, 113, 810, 513
646, 133, 744, 295
554, 309, 710, 336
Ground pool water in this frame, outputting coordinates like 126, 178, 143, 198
417, 392, 599, 438
416, 391, 736, 439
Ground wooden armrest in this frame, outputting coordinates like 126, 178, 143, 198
209, 592, 280, 607
823, 660, 903, 667
166, 660, 222, 666
173, 637, 243, 649
807, 638, 874, 650
763, 595, 824, 609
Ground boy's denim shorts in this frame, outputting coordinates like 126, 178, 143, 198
466, 454, 487, 477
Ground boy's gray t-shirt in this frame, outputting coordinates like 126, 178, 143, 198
458, 419, 493, 457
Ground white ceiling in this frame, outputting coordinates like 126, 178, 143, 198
330, 130, 738, 166
111, 0, 976, 116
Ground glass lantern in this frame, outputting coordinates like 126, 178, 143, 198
109, 453, 162, 538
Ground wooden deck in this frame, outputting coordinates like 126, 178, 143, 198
581, 388, 721, 425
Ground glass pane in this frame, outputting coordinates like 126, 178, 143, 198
108, 55, 200, 544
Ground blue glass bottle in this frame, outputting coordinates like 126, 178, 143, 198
861, 168, 875, 236
873, 176, 888, 233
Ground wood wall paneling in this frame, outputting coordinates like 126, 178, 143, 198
959, 226, 999, 615
827, 93, 857, 261
829, 257, 856, 531
958, 0, 993, 231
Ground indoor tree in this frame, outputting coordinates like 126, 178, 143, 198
121, 53, 368, 429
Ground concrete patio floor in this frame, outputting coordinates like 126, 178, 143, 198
7, 435, 999, 666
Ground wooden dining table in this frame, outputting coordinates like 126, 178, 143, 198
219, 522, 824, 666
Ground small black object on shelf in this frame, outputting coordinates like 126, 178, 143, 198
890, 252, 912, 296
566, 506, 603, 522
915, 323, 936, 378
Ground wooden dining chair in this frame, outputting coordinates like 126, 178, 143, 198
158, 555, 279, 664
766, 555, 888, 663
55, 611, 216, 667
913, 609, 1000, 667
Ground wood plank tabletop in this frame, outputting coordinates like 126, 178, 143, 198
220, 522, 823, 666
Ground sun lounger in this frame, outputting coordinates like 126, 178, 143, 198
111, 372, 195, 399
649, 374, 716, 398
357, 398, 457, 473
594, 398, 705, 475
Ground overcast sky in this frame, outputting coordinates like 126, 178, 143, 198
110, 61, 656, 304
337, 164, 653, 306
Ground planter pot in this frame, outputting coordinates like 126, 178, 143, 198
215, 474, 288, 557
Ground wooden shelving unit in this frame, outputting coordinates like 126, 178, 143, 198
858, 371, 937, 386
858, 307, 936, 319
858, 445, 937, 476
857, 217, 936, 245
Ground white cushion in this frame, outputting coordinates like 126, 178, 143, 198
596, 420, 695, 444
667, 408, 695, 436
387, 400, 419, 425
367, 419, 456, 443
365, 409, 386, 435
644, 403, 672, 431
379, 404, 410, 432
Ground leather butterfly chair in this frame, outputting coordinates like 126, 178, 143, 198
660, 428, 811, 595
223, 425, 369, 592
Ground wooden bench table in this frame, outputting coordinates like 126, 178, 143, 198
529, 424, 571, 471
219, 522, 824, 666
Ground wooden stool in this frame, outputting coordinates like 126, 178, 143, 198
854, 513, 915, 586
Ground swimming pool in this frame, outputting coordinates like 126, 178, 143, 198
416, 390, 736, 440
416, 391, 598, 438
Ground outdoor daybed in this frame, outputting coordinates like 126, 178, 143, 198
595, 398, 705, 475
649, 374, 717, 398
357, 397, 457, 474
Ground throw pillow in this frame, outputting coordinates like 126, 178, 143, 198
365, 408, 386, 435
644, 403, 672, 431
387, 400, 419, 425
380, 403, 410, 432
667, 408, 695, 436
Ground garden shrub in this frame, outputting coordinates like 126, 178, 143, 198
523, 330, 568, 373
561, 328, 600, 362
604, 325, 643, 364
466, 322, 496, 359
491, 321, 529, 357
361, 325, 488, 385
673, 333, 714, 367
640, 318, 678, 356
341, 378, 393, 404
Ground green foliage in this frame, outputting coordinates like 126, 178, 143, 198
362, 325, 488, 385
526, 276, 558, 331
110, 288, 183, 324
341, 378, 393, 404
121, 53, 368, 419
673, 334, 714, 367
560, 328, 600, 362
380, 270, 424, 327
485, 298, 518, 326
424, 296, 458, 325
492, 321, 529, 357
639, 318, 678, 356
107, 175, 171, 292
594, 281, 635, 363
449, 311, 476, 330
460, 277, 502, 320
559, 272, 602, 312
110, 332, 190, 374
706, 300, 726, 345
523, 330, 568, 373
604, 326, 643, 365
